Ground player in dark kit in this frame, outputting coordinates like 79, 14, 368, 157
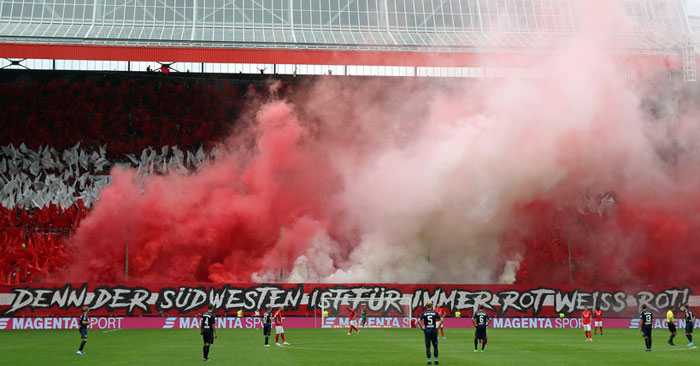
76, 306, 91, 355
263, 306, 273, 346
201, 304, 217, 361
419, 302, 442, 365
683, 304, 695, 346
639, 304, 653, 351
472, 304, 491, 352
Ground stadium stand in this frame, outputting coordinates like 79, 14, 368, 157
0, 71, 287, 284
0, 0, 697, 286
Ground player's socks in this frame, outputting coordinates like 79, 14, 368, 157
440, 328, 444, 338
474, 338, 478, 350
203, 346, 209, 359
687, 334, 692, 342
281, 334, 286, 343
483, 337, 487, 350
79, 341, 86, 351
265, 336, 269, 345
276, 334, 279, 343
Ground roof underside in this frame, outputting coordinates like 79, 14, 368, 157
0, 0, 692, 54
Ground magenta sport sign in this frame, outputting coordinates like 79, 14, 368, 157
2, 316, 699, 330
1, 283, 697, 318
1, 282, 698, 331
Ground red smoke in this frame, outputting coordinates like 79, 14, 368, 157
60, 2, 700, 286
62, 72, 700, 286
508, 189, 700, 285
65, 101, 340, 282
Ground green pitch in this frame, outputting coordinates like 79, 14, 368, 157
1, 327, 696, 365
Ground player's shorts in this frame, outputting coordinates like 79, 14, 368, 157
668, 323, 677, 332
594, 321, 602, 327
424, 328, 438, 346
475, 326, 487, 340
79, 328, 88, 339
275, 325, 284, 334
642, 325, 652, 338
202, 329, 214, 344
583, 324, 591, 332
686, 323, 694, 333
350, 319, 357, 326
263, 324, 271, 336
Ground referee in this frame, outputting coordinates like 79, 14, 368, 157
667, 306, 677, 346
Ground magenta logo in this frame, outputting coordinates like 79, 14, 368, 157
163, 317, 176, 329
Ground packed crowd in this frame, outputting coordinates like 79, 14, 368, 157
0, 72, 268, 284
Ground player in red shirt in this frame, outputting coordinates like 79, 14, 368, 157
347, 307, 360, 335
436, 307, 447, 339
274, 307, 289, 346
593, 307, 603, 335
581, 305, 593, 341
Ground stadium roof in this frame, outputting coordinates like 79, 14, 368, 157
0, 0, 693, 51
0, 0, 696, 76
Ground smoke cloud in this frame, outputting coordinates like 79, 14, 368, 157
64, 2, 700, 285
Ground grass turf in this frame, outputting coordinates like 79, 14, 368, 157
0, 327, 696, 365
